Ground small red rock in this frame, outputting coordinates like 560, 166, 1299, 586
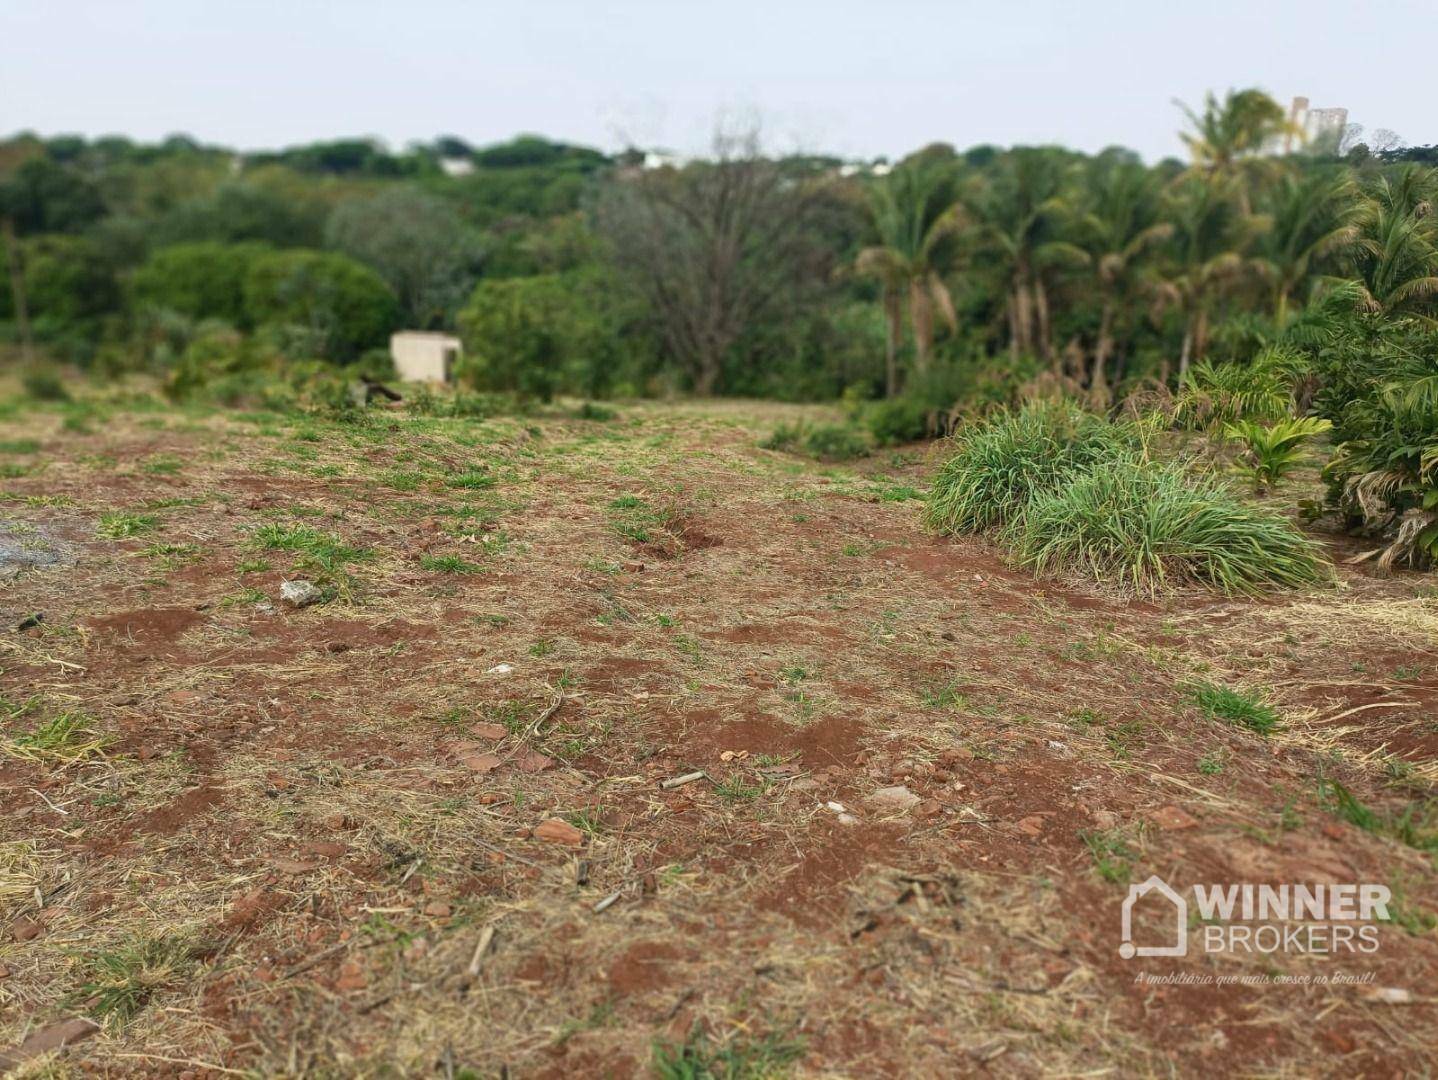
534, 818, 584, 846
422, 901, 452, 918
271, 857, 317, 875
12, 918, 42, 942
334, 961, 367, 992
1150, 805, 1199, 830
1016, 815, 1046, 837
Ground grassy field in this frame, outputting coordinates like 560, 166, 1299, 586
1, 392, 1435, 1076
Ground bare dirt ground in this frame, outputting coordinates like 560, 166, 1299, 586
1, 395, 1435, 1077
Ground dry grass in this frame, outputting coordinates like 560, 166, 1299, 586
0, 389, 1435, 1075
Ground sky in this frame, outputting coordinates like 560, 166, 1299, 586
2, 0, 1430, 162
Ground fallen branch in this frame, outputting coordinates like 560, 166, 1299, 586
660, 770, 707, 791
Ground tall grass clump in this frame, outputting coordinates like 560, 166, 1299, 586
1002, 453, 1331, 596
923, 402, 1139, 534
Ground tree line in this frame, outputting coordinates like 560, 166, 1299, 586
1, 89, 1434, 410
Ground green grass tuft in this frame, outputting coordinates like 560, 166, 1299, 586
652, 1024, 804, 1080
97, 512, 158, 539
1187, 680, 1280, 734
1001, 454, 1331, 596
70, 935, 195, 1021
923, 401, 1138, 534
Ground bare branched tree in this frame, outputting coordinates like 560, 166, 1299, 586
596, 125, 826, 395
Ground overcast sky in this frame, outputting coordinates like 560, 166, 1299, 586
2, 0, 1429, 162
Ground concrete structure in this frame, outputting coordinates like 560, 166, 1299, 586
1287, 97, 1349, 153
390, 331, 461, 384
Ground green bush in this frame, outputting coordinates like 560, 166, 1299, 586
1313, 315, 1438, 569
1002, 453, 1331, 596
923, 402, 1139, 534
456, 270, 644, 401
1174, 347, 1308, 429
865, 397, 930, 445
803, 423, 870, 461
760, 420, 870, 460
132, 241, 271, 326
22, 364, 70, 402
242, 249, 398, 361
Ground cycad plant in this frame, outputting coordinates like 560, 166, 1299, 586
1173, 345, 1309, 428
1224, 416, 1332, 488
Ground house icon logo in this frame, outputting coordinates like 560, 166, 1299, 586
1119, 874, 1188, 958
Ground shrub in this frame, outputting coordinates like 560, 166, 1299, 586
759, 420, 870, 460
132, 241, 271, 326
1225, 416, 1331, 488
865, 396, 930, 446
242, 249, 398, 361
456, 270, 643, 401
1173, 346, 1308, 429
22, 365, 70, 402
1313, 315, 1438, 569
1002, 453, 1331, 596
923, 402, 1139, 534
759, 423, 802, 453
802, 423, 870, 461
575, 401, 618, 422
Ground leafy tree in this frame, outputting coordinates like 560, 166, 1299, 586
242, 249, 398, 361
0, 157, 106, 234
0, 158, 107, 357
9, 234, 120, 334
155, 181, 325, 248
132, 241, 271, 326
325, 187, 482, 328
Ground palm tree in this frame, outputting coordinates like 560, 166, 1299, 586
856, 164, 964, 394
1157, 176, 1267, 380
1176, 89, 1297, 212
970, 148, 1086, 364
1257, 167, 1362, 322
1074, 157, 1172, 392
1351, 167, 1438, 321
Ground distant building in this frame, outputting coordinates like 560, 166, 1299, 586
1288, 97, 1348, 153
439, 157, 474, 177
390, 331, 461, 384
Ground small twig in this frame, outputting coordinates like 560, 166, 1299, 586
1321, 700, 1418, 724
283, 941, 351, 980
519, 691, 565, 742
29, 788, 70, 815
662, 988, 696, 1021
660, 770, 707, 791
466, 924, 497, 978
